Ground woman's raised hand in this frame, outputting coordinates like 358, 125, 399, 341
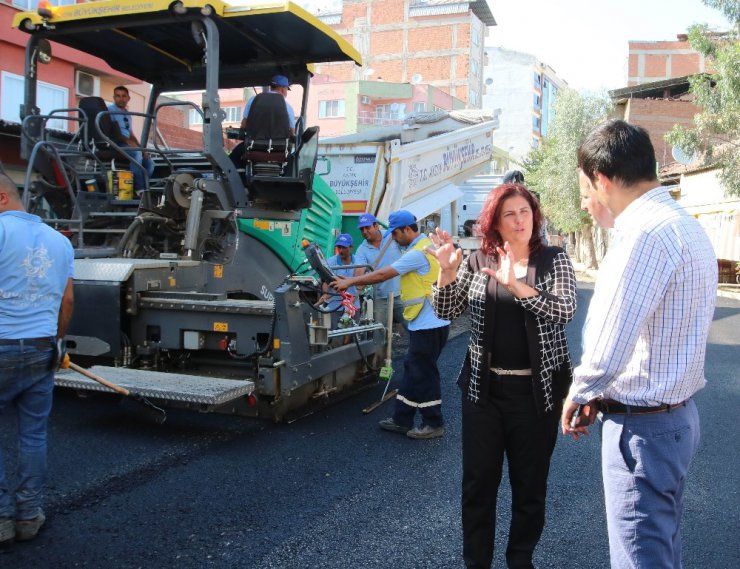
427, 228, 463, 272
482, 241, 517, 288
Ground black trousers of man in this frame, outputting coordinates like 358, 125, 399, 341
392, 325, 449, 429
461, 376, 561, 569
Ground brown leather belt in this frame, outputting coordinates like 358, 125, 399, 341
0, 337, 55, 348
597, 399, 688, 415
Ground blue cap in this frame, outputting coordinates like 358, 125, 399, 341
387, 210, 417, 232
271, 74, 291, 90
335, 233, 353, 248
357, 213, 377, 228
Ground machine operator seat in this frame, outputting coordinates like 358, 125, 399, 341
242, 91, 293, 177
235, 91, 317, 211
78, 96, 129, 163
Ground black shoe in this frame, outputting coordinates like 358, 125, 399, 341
379, 417, 411, 434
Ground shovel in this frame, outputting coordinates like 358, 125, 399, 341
363, 295, 398, 414
62, 355, 167, 424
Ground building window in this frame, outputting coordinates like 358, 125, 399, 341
471, 60, 479, 76
533, 94, 541, 109
376, 104, 403, 121
189, 109, 203, 126
223, 106, 240, 123
319, 99, 345, 118
469, 90, 478, 106
413, 102, 425, 113
472, 27, 480, 47
532, 116, 541, 131
12, 0, 74, 9
532, 138, 540, 149
1, 71, 68, 131
533, 72, 541, 88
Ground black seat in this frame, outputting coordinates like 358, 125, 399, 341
242, 92, 292, 176
78, 96, 129, 162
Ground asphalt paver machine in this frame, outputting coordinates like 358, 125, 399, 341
13, 0, 386, 420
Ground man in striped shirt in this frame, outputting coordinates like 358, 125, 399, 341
561, 120, 717, 569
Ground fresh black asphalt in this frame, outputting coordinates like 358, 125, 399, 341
1, 284, 738, 568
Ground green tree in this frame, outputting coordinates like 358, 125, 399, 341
524, 88, 611, 267
665, 0, 740, 195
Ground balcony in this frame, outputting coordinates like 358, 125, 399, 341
357, 111, 404, 127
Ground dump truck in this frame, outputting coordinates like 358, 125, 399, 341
317, 110, 499, 241
12, 0, 497, 422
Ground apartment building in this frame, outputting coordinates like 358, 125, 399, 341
307, 0, 495, 108
481, 46, 568, 162
0, 0, 200, 178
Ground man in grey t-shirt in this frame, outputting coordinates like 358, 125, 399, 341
353, 213, 405, 331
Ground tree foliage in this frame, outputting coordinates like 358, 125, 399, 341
665, 0, 740, 195
523, 89, 612, 233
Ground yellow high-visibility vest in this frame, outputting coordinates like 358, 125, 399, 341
400, 236, 440, 321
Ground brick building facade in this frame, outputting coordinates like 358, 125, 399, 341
628, 35, 709, 86
311, 0, 495, 108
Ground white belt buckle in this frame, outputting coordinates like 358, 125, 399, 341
491, 367, 531, 376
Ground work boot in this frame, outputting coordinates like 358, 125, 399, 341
0, 518, 14, 543
15, 512, 45, 542
379, 417, 411, 435
407, 424, 444, 439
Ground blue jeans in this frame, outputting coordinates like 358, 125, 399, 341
601, 399, 700, 569
121, 146, 155, 192
0, 344, 54, 521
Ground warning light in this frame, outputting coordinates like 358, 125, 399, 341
37, 0, 53, 18
246, 394, 258, 407
301, 239, 310, 248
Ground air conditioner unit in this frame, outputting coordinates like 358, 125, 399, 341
360, 95, 371, 105
75, 70, 100, 97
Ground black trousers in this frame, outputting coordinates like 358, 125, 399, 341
461, 377, 561, 569
393, 325, 449, 429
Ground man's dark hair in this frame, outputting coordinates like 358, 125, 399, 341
503, 169, 525, 184
113, 85, 129, 95
577, 119, 657, 186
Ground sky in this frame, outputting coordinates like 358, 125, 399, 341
294, 0, 733, 93
488, 0, 734, 92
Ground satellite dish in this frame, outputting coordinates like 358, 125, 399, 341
485, 77, 493, 86
411, 73, 422, 84
671, 145, 697, 165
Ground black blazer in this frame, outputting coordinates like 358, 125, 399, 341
433, 246, 577, 416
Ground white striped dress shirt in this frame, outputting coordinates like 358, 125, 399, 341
571, 186, 717, 406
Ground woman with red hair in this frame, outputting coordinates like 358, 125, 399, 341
430, 183, 577, 569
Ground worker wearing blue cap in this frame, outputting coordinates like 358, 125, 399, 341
353, 213, 405, 331
319, 234, 360, 328
333, 210, 450, 439
239, 74, 296, 133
